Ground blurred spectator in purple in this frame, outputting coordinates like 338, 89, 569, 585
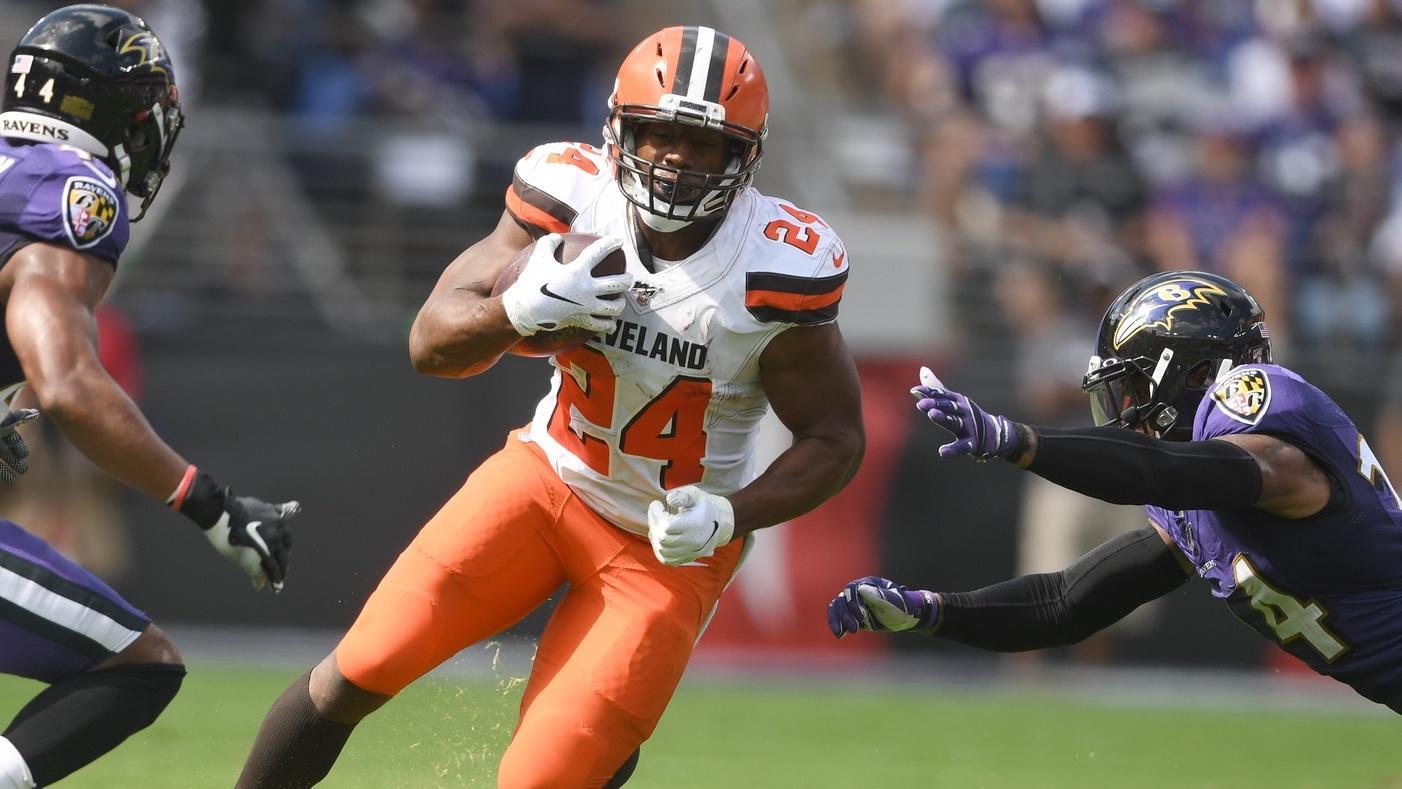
932, 0, 1060, 137
1294, 112, 1393, 349
1249, 34, 1390, 349
1144, 101, 1291, 344
360, 1, 514, 124
1167, 0, 1258, 64
916, 0, 1062, 269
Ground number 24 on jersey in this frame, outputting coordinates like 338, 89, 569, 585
549, 346, 712, 489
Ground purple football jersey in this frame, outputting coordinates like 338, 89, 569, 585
1148, 364, 1402, 711
0, 137, 128, 267
0, 137, 128, 385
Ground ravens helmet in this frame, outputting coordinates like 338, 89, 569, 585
1084, 271, 1271, 441
2, 4, 183, 220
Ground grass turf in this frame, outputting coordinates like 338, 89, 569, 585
0, 664, 1396, 788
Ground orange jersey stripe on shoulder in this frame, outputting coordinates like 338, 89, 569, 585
505, 185, 570, 235
745, 282, 845, 313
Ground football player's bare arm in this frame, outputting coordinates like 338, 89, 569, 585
1215, 433, 1333, 519
729, 323, 865, 537
0, 243, 188, 502
409, 210, 533, 379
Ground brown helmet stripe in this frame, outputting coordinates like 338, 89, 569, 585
703, 31, 732, 103
673, 26, 699, 94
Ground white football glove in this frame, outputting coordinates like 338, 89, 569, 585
646, 485, 735, 566
501, 233, 633, 337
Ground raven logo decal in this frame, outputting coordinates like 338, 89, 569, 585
1112, 277, 1228, 350
117, 32, 169, 78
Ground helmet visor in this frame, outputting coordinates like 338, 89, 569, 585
1084, 358, 1153, 427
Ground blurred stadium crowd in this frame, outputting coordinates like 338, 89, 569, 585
851, 0, 1402, 351
800, 0, 1402, 484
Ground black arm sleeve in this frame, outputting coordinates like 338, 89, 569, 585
934, 527, 1189, 652
1024, 425, 1263, 510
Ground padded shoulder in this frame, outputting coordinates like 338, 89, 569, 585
1193, 364, 1333, 442
505, 141, 611, 239
743, 195, 849, 325
0, 143, 127, 265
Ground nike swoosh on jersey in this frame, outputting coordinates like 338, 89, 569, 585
540, 283, 582, 305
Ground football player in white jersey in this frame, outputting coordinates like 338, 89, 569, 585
238, 26, 864, 789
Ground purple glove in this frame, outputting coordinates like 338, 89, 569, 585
911, 366, 1026, 461
828, 575, 938, 638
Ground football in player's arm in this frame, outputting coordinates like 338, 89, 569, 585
238, 25, 863, 789
0, 7, 298, 788
831, 271, 1402, 715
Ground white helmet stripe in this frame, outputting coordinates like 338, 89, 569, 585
686, 27, 716, 100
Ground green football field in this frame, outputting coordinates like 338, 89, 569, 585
1, 664, 1397, 788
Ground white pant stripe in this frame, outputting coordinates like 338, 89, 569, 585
0, 565, 142, 653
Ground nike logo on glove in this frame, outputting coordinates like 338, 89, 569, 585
539, 283, 581, 305
245, 520, 271, 557
707, 521, 720, 543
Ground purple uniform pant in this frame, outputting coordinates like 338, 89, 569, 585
0, 520, 148, 683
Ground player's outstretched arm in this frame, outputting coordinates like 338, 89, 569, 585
828, 527, 1189, 647
1, 243, 298, 591
911, 368, 1333, 518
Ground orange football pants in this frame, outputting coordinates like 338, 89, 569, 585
335, 430, 745, 788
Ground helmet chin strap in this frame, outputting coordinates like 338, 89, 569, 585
111, 143, 132, 190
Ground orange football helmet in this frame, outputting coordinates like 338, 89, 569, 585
604, 26, 769, 229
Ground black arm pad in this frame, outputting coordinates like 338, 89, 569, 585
1024, 425, 1263, 510
934, 528, 1189, 652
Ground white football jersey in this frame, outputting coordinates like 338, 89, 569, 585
505, 141, 850, 535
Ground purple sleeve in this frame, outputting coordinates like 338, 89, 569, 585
16, 148, 128, 266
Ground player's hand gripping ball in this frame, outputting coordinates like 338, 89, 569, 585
494, 233, 632, 356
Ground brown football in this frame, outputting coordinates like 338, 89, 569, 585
493, 233, 628, 357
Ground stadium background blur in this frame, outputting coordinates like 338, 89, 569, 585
6, 0, 1402, 738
